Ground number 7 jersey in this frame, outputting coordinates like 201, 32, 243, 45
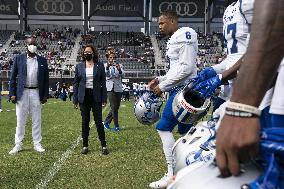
223, 0, 253, 56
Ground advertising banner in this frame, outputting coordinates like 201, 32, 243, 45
152, 0, 205, 18
0, 0, 18, 15
27, 0, 82, 16
90, 0, 144, 17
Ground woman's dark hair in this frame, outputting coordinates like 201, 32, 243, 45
82, 44, 98, 62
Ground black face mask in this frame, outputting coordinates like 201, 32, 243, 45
83, 53, 93, 61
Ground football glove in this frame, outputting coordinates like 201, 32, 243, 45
192, 67, 217, 85
193, 74, 222, 99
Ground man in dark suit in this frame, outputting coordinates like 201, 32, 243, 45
9, 37, 49, 155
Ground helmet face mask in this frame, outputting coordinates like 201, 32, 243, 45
172, 84, 211, 125
134, 91, 163, 125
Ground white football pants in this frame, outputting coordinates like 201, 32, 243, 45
15, 89, 42, 146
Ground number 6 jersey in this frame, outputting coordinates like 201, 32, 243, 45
157, 27, 198, 92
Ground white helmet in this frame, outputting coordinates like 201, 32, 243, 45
172, 83, 211, 125
134, 91, 163, 125
167, 160, 261, 189
172, 120, 217, 174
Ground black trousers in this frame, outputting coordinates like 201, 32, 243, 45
79, 88, 106, 147
104, 91, 122, 127
69, 92, 73, 101
124, 91, 130, 101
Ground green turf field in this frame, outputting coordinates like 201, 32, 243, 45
0, 96, 212, 189
0, 97, 171, 189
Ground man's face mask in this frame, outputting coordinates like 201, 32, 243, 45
27, 45, 37, 54
83, 52, 93, 61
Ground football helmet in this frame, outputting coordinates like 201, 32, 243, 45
172, 83, 211, 125
134, 91, 163, 125
172, 120, 217, 174
167, 160, 262, 189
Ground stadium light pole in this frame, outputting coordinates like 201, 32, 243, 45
83, 0, 88, 34
204, 0, 208, 35
143, 0, 150, 35
149, 0, 152, 34
24, 0, 28, 32
19, 0, 24, 34
145, 0, 150, 35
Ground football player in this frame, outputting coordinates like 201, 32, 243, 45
147, 10, 198, 188
168, 0, 252, 179
217, 0, 284, 180
169, 0, 284, 188
191, 0, 252, 109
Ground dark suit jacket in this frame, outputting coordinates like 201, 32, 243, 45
9, 53, 49, 101
73, 61, 107, 104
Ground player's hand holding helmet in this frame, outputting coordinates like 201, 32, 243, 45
172, 82, 211, 125
134, 90, 163, 125
192, 74, 222, 99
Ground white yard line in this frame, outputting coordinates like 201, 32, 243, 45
35, 136, 82, 189
35, 106, 109, 189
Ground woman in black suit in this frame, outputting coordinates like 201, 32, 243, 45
73, 44, 108, 155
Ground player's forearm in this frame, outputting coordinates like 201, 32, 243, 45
221, 56, 242, 84
212, 59, 228, 74
230, 0, 284, 106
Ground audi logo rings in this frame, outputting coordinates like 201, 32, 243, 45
159, 2, 198, 17
35, 0, 74, 14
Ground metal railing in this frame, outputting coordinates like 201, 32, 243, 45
1, 69, 166, 79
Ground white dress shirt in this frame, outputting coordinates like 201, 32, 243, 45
85, 67, 93, 89
26, 55, 38, 87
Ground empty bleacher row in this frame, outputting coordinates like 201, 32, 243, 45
77, 31, 156, 77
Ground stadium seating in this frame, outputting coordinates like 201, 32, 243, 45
1, 28, 226, 80
77, 31, 156, 78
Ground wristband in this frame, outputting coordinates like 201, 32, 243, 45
225, 108, 254, 118
226, 101, 261, 116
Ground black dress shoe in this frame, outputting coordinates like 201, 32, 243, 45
81, 147, 88, 154
101, 147, 109, 155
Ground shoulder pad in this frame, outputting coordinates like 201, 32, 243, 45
240, 0, 255, 24
172, 27, 198, 44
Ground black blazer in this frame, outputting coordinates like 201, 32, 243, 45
9, 53, 49, 101
73, 61, 107, 104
